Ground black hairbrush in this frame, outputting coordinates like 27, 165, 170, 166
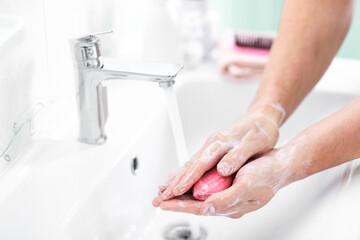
235, 33, 274, 50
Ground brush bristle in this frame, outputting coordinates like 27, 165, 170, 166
235, 33, 274, 50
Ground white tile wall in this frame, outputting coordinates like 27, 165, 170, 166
0, 0, 48, 175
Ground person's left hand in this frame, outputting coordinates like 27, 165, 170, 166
157, 148, 296, 218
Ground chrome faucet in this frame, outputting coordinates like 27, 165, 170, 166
69, 32, 183, 144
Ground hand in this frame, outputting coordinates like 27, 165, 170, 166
153, 103, 284, 206
157, 148, 295, 218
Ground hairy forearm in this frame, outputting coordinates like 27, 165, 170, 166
286, 97, 360, 182
250, 0, 355, 125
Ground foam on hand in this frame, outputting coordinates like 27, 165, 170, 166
192, 166, 234, 201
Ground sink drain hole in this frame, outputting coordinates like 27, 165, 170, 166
131, 155, 139, 175
164, 223, 207, 240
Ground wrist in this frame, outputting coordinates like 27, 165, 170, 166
248, 101, 286, 127
278, 133, 313, 184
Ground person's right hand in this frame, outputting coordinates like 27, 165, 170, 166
153, 103, 285, 206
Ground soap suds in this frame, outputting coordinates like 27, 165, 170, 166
215, 210, 240, 216
255, 121, 271, 141
269, 102, 286, 124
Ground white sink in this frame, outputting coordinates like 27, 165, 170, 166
0, 14, 25, 55
65, 109, 177, 239
65, 71, 360, 240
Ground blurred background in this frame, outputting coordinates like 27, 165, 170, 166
211, 0, 360, 59
0, 0, 359, 180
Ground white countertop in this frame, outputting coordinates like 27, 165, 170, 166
317, 57, 360, 95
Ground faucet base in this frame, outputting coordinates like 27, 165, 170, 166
78, 136, 107, 145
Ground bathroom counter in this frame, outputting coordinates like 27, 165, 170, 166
316, 57, 360, 95
180, 57, 360, 96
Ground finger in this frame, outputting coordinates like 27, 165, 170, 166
152, 195, 163, 207
160, 195, 203, 215
217, 132, 272, 177
159, 173, 177, 193
172, 140, 232, 196
160, 159, 197, 200
161, 165, 190, 201
200, 181, 250, 216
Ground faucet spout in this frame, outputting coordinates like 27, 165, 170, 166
70, 33, 183, 144
97, 58, 182, 87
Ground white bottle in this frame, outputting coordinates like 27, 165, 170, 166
178, 0, 218, 68
201, 0, 219, 58
179, 0, 204, 68
143, 0, 181, 63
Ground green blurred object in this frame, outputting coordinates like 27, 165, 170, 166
210, 0, 360, 59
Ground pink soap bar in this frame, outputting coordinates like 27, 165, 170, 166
192, 167, 234, 201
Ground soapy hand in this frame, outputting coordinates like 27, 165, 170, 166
153, 104, 284, 206
156, 148, 295, 218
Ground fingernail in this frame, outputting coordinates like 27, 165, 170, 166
161, 189, 174, 201
173, 185, 186, 195
161, 190, 171, 200
161, 194, 169, 201
218, 162, 233, 175
152, 197, 162, 207
202, 203, 215, 216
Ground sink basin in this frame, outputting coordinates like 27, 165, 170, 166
65, 109, 177, 239
0, 14, 25, 55
65, 71, 360, 240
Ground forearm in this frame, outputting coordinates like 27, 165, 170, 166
286, 97, 360, 182
250, 0, 354, 125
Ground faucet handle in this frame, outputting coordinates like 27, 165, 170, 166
76, 30, 113, 41
88, 30, 113, 38
69, 30, 113, 68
